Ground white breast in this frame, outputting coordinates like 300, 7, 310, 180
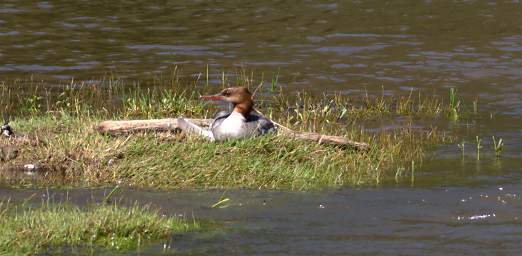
213, 112, 249, 140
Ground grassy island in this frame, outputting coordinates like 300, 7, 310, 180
0, 75, 463, 189
0, 200, 199, 255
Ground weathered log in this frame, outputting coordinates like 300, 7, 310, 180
97, 118, 369, 151
97, 118, 210, 135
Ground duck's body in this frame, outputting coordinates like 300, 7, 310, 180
177, 87, 276, 141
210, 110, 276, 141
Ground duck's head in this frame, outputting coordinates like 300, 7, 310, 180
201, 87, 253, 115
201, 87, 252, 104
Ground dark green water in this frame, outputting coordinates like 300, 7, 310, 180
1, 1, 522, 255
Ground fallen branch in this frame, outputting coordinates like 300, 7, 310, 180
97, 118, 209, 135
97, 118, 369, 151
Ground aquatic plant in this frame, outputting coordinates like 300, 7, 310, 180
205, 64, 209, 89
457, 140, 466, 158
492, 136, 504, 158
475, 136, 482, 160
270, 69, 280, 93
448, 88, 460, 121
473, 98, 479, 115
211, 197, 231, 208
395, 167, 405, 184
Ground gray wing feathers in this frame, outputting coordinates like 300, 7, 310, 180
253, 117, 277, 135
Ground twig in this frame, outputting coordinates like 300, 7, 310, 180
251, 81, 265, 99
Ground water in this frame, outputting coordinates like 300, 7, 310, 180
2, 187, 521, 255
1, 0, 522, 254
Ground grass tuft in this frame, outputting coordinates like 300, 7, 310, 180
0, 200, 199, 255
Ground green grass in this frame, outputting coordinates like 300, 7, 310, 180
0, 200, 199, 255
4, 115, 439, 189
0, 74, 467, 189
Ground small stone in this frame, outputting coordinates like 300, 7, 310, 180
24, 164, 37, 171
23, 164, 38, 176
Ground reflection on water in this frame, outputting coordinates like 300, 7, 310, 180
1, 0, 522, 254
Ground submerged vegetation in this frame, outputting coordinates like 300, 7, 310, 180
0, 200, 199, 255
0, 71, 474, 189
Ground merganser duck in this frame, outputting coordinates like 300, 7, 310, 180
177, 87, 276, 141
